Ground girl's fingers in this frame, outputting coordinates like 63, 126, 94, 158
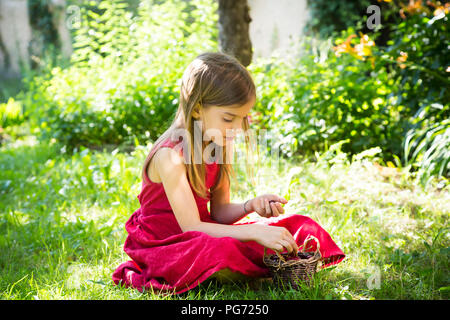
286, 236, 299, 253
256, 196, 287, 217
265, 199, 271, 216
275, 202, 285, 214
270, 202, 279, 217
275, 196, 288, 204
278, 239, 293, 254
274, 243, 284, 253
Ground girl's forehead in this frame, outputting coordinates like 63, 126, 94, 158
217, 97, 255, 112
216, 105, 253, 117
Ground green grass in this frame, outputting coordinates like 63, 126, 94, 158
0, 124, 448, 300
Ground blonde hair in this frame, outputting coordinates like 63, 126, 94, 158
142, 52, 256, 199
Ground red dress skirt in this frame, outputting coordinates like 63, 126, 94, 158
112, 138, 345, 294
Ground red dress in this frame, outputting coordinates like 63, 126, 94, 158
112, 137, 345, 294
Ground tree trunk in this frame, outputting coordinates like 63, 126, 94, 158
217, 0, 253, 67
0, 0, 32, 78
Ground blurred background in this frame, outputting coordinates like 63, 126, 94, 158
0, 0, 448, 180
0, 0, 449, 300
0, 0, 448, 183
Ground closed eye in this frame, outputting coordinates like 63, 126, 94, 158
223, 118, 233, 123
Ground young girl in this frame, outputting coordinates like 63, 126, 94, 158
112, 52, 345, 294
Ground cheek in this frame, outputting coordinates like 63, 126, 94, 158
209, 118, 229, 134
203, 119, 226, 141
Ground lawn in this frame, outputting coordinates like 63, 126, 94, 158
1, 124, 448, 300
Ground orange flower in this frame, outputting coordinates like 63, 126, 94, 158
333, 33, 375, 66
431, 2, 450, 16
355, 33, 375, 59
399, 0, 430, 19
333, 34, 357, 58
396, 51, 408, 69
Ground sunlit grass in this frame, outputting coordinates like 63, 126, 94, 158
0, 130, 448, 300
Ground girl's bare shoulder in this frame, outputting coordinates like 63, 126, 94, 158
148, 147, 185, 183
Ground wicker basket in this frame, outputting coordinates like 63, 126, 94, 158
263, 235, 322, 290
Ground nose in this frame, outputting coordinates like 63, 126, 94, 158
232, 121, 242, 131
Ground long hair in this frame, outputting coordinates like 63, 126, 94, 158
142, 52, 256, 199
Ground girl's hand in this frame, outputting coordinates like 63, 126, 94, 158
249, 194, 288, 218
252, 224, 298, 254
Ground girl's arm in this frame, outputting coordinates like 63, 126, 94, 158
210, 173, 253, 224
210, 170, 287, 224
210, 202, 250, 224
153, 147, 298, 252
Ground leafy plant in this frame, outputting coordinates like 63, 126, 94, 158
404, 115, 449, 184
379, 2, 449, 121
249, 35, 403, 160
23, 0, 218, 153
317, 2, 450, 182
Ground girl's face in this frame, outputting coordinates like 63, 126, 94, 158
199, 96, 255, 147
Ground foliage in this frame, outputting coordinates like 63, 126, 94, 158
23, 0, 218, 153
404, 116, 449, 185
376, 1, 449, 181
304, 0, 373, 38
378, 1, 449, 121
28, 0, 59, 50
304, 0, 449, 121
13, 0, 449, 182
271, 0, 449, 181
0, 98, 23, 128
249, 36, 404, 160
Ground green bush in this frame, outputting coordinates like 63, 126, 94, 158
249, 36, 403, 160
379, 5, 449, 121
250, 1, 449, 182
304, 0, 372, 38
24, 0, 218, 152
379, 2, 450, 181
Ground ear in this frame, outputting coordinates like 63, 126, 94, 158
192, 105, 202, 119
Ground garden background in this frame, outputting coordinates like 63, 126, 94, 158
0, 0, 448, 299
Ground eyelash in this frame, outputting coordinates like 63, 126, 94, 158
223, 116, 248, 123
